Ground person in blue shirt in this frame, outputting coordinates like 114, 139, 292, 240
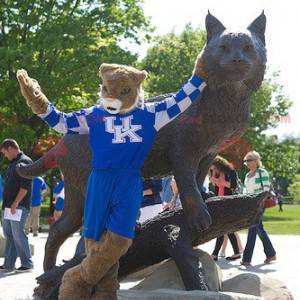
25, 176, 48, 236
16, 59, 206, 300
137, 178, 163, 223
160, 175, 173, 205
53, 178, 65, 221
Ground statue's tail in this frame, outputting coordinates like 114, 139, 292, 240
17, 140, 68, 179
17, 157, 49, 179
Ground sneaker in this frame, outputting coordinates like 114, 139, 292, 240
264, 255, 276, 264
240, 261, 251, 266
0, 265, 14, 272
16, 266, 33, 273
211, 254, 218, 261
226, 254, 241, 261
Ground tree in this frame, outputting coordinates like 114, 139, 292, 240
0, 0, 151, 160
140, 25, 296, 181
289, 174, 300, 204
140, 24, 206, 97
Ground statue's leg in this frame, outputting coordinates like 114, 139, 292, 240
173, 155, 212, 232
196, 153, 217, 187
44, 184, 83, 271
162, 223, 208, 291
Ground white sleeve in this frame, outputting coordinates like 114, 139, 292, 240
144, 75, 206, 131
38, 103, 95, 135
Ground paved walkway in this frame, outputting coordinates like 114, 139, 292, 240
0, 233, 299, 300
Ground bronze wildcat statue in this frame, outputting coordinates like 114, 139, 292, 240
17, 12, 267, 275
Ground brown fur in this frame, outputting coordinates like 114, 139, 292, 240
99, 63, 147, 114
59, 231, 131, 299
80, 231, 131, 285
16, 69, 49, 115
58, 265, 93, 300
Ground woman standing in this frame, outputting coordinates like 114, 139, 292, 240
241, 151, 276, 266
209, 156, 242, 261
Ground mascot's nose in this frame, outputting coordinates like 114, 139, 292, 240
105, 96, 116, 102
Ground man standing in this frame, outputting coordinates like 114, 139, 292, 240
26, 176, 48, 236
0, 139, 33, 272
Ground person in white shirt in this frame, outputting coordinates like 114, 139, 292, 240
241, 151, 276, 266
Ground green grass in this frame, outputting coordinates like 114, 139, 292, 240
260, 204, 300, 235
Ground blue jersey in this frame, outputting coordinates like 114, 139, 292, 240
38, 75, 205, 170
38, 75, 206, 240
53, 180, 64, 196
31, 177, 47, 206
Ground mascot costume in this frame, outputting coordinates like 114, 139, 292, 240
16, 57, 206, 299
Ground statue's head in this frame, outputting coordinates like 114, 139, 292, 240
98, 63, 147, 114
203, 12, 267, 88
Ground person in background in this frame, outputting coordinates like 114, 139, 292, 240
209, 156, 242, 261
26, 176, 48, 236
241, 151, 276, 266
0, 139, 33, 272
138, 178, 163, 223
220, 233, 244, 257
277, 192, 283, 212
160, 175, 173, 206
53, 175, 65, 221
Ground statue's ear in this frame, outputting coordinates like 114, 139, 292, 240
206, 11, 226, 43
247, 11, 266, 45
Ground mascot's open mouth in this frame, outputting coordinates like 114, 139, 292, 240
107, 106, 117, 111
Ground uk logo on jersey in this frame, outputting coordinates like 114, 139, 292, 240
104, 115, 143, 144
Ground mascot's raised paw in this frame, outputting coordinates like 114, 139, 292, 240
16, 69, 49, 114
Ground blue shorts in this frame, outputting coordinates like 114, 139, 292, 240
83, 169, 142, 241
55, 197, 64, 211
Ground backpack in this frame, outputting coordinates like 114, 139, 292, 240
232, 171, 244, 194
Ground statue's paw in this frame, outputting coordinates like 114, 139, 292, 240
188, 207, 212, 232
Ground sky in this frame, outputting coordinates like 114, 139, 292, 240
129, 0, 300, 139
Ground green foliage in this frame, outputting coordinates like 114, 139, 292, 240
248, 72, 292, 134
140, 24, 206, 96
288, 174, 300, 204
262, 204, 300, 235
244, 135, 299, 181
0, 0, 151, 148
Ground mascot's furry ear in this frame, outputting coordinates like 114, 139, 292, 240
99, 63, 148, 85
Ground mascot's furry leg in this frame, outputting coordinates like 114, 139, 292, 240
58, 231, 131, 300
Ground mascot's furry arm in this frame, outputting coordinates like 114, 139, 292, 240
16, 70, 49, 115
17, 54, 206, 116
